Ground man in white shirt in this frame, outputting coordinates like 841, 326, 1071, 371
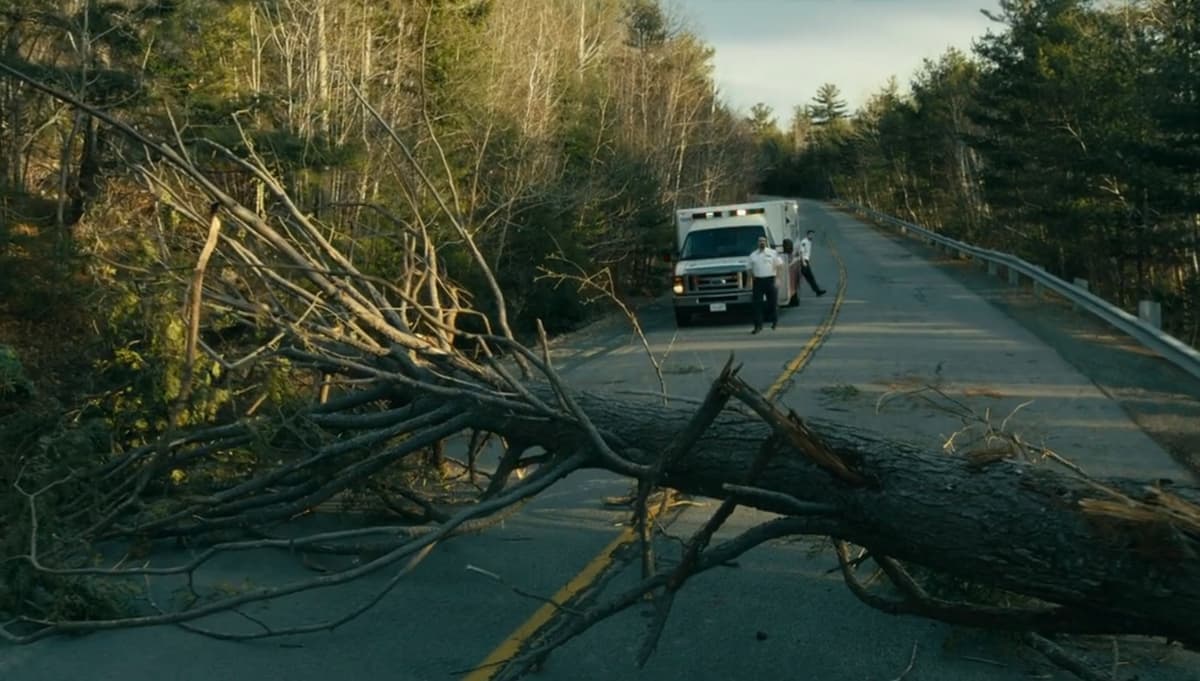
748, 235, 783, 333
798, 230, 827, 296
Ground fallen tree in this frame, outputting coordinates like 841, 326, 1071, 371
1, 62, 1198, 681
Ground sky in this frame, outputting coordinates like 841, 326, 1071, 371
672, 0, 1005, 121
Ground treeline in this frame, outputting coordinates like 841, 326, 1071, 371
765, 0, 1200, 345
0, 0, 758, 338
5, 0, 1197, 401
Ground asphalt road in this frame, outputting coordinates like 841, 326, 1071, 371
493, 200, 1200, 681
3, 200, 1198, 681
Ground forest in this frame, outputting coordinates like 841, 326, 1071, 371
1, 1, 1198, 678
769, 0, 1200, 344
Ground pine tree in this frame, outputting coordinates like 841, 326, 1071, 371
809, 82, 848, 124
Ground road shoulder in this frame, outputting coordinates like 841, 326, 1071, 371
861, 214, 1200, 479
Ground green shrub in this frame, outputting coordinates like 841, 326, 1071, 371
0, 344, 33, 400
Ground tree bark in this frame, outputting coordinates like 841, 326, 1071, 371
466, 384, 1200, 646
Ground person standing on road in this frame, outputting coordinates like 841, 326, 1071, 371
749, 236, 782, 334
799, 230, 827, 296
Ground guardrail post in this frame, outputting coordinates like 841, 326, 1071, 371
1073, 278, 1089, 310
1138, 300, 1162, 329
1007, 267, 1020, 286
988, 261, 998, 276
1032, 265, 1046, 298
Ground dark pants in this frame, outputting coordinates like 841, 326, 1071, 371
751, 276, 778, 328
801, 263, 823, 294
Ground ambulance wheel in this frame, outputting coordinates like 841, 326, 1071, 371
674, 308, 692, 327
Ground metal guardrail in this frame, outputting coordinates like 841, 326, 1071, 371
840, 202, 1200, 383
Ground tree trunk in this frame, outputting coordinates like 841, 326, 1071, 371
468, 385, 1200, 646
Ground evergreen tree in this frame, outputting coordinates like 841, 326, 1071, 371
809, 82, 848, 124
747, 102, 778, 138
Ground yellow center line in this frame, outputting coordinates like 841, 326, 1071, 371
463, 226, 849, 681
462, 529, 633, 680
766, 235, 848, 399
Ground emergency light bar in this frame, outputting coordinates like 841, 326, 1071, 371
690, 207, 767, 220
